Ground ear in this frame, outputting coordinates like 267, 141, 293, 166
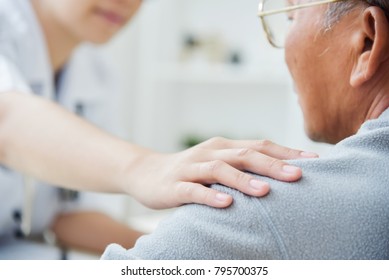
350, 7, 389, 87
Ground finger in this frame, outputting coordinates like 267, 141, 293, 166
209, 149, 303, 182
199, 138, 318, 160
253, 140, 318, 160
188, 160, 271, 197
176, 182, 233, 208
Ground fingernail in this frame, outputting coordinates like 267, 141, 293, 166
300, 151, 319, 158
249, 179, 269, 191
215, 193, 231, 202
282, 165, 301, 174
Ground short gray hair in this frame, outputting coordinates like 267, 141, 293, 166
324, 0, 389, 29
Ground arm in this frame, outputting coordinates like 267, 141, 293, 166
101, 137, 389, 260
51, 211, 143, 255
0, 91, 317, 209
0, 91, 145, 194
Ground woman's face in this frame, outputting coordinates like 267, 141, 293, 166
42, 0, 142, 43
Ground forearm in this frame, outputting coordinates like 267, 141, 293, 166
51, 211, 144, 255
0, 91, 314, 210
0, 92, 149, 194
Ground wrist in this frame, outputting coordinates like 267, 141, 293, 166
115, 143, 154, 197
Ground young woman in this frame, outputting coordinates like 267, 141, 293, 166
0, 0, 315, 258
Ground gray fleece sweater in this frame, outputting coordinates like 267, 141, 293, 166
102, 109, 389, 260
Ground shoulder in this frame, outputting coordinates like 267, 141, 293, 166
0, 0, 31, 38
254, 123, 389, 259
0, 0, 36, 64
102, 186, 289, 260
103, 114, 389, 260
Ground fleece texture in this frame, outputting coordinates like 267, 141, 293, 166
102, 109, 389, 260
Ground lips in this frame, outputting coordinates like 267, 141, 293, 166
95, 8, 125, 26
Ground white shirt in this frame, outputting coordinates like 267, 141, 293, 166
0, 0, 126, 258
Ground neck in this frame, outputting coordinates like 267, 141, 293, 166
31, 0, 80, 72
365, 91, 389, 120
363, 64, 389, 121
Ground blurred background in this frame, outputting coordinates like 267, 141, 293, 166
102, 0, 332, 153
76, 0, 332, 253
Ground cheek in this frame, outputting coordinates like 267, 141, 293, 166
285, 32, 325, 117
284, 38, 295, 79
122, 0, 142, 23
284, 30, 307, 94
52, 1, 90, 32
53, 0, 85, 17
284, 19, 306, 80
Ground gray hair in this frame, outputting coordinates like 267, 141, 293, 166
324, 0, 389, 29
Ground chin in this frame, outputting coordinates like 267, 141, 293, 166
304, 122, 332, 144
87, 34, 114, 44
82, 28, 117, 44
306, 129, 327, 143
305, 125, 346, 145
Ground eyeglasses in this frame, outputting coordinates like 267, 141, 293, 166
258, 0, 343, 48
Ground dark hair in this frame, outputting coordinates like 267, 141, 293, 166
366, 0, 389, 17
325, 0, 389, 28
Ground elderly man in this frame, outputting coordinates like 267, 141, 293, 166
102, 0, 389, 260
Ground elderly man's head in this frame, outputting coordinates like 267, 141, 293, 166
260, 0, 389, 144
325, 0, 389, 27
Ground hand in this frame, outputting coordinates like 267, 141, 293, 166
127, 137, 318, 209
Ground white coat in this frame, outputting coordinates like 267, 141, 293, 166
0, 0, 125, 258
